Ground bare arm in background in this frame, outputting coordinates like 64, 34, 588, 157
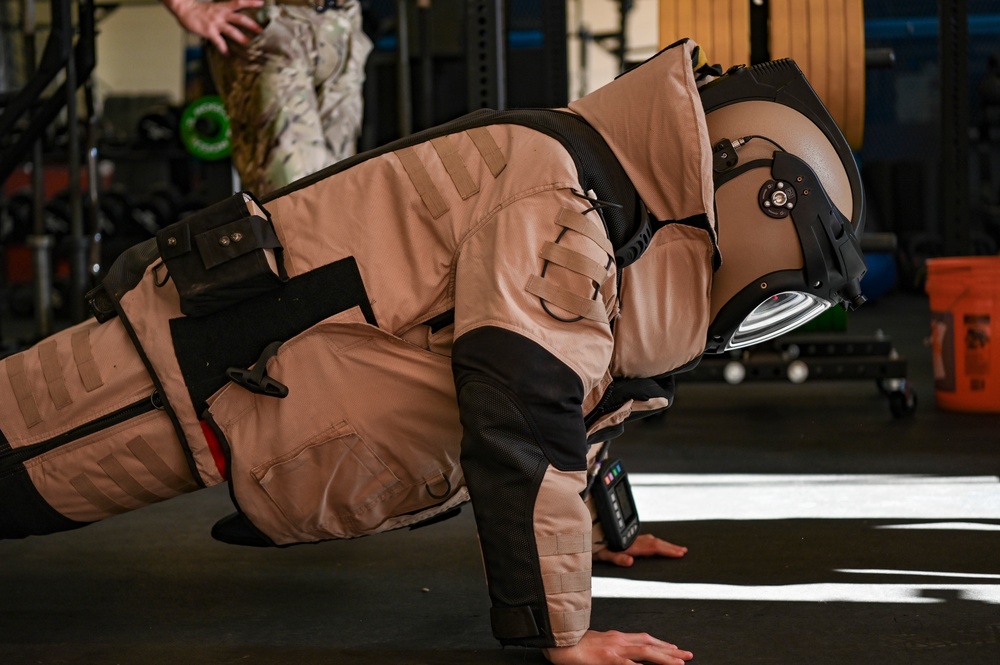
161, 0, 264, 54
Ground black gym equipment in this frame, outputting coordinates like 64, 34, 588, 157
0, 0, 100, 336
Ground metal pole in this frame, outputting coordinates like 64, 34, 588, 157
23, 0, 54, 337
27, 162, 54, 338
939, 0, 971, 256
84, 74, 101, 283
82, 0, 102, 284
65, 0, 88, 322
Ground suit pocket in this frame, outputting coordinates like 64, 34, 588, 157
207, 312, 466, 545
252, 420, 402, 538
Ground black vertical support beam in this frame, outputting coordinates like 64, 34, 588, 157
28, 0, 56, 338
66, 0, 87, 323
417, 1, 434, 130
84, 73, 102, 283
616, 0, 632, 74
540, 0, 568, 108
466, 0, 505, 111
749, 0, 770, 65
940, 0, 971, 255
396, 0, 412, 137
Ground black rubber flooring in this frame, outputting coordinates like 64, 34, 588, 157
1, 291, 998, 665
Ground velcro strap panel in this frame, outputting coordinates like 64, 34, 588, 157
99, 454, 169, 504
549, 609, 590, 635
556, 208, 614, 256
542, 570, 591, 594
490, 606, 540, 640
526, 275, 606, 322
6, 353, 42, 428
431, 135, 479, 200
603, 284, 619, 320
127, 436, 198, 494
540, 241, 609, 284
466, 127, 507, 177
536, 532, 591, 557
38, 340, 71, 410
71, 472, 132, 515
395, 146, 449, 218
71, 329, 104, 392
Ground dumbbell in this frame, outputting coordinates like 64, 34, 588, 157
136, 106, 181, 150
131, 185, 183, 234
43, 190, 73, 240
94, 186, 134, 237
5, 190, 34, 245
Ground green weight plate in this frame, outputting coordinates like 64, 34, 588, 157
180, 96, 232, 161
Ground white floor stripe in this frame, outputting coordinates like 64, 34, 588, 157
837, 568, 1000, 580
591, 578, 1000, 604
630, 474, 1000, 522
875, 521, 1000, 531
630, 474, 1000, 486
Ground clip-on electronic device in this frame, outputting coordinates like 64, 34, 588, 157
592, 458, 640, 551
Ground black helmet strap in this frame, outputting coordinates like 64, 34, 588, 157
770, 151, 867, 310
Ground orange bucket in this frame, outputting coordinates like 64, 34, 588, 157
925, 256, 1000, 412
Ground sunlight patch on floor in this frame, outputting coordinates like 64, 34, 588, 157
629, 474, 1000, 522
591, 578, 1000, 604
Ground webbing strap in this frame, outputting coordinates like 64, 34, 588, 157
38, 340, 71, 410
71, 472, 132, 514
71, 329, 104, 392
526, 276, 606, 322
127, 436, 197, 494
6, 353, 41, 428
466, 127, 506, 177
536, 532, 591, 557
540, 242, 609, 284
431, 135, 479, 200
556, 208, 614, 256
549, 608, 590, 634
603, 283, 618, 320
99, 453, 169, 504
542, 570, 591, 594
395, 146, 449, 218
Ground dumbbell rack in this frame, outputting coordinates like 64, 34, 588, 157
680, 331, 917, 418
0, 0, 99, 335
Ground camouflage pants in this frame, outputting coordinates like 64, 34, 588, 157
208, 1, 373, 195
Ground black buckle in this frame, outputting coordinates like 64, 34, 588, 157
226, 341, 289, 398
314, 0, 340, 13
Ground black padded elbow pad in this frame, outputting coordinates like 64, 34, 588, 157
453, 326, 588, 472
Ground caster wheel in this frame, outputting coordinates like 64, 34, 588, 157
888, 385, 917, 418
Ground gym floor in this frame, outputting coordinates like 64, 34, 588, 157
1, 290, 998, 665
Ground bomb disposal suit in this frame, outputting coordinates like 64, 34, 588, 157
0, 41, 866, 649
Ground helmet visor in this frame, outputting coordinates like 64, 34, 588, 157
728, 291, 832, 350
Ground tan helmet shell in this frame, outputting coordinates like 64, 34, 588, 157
707, 99, 856, 322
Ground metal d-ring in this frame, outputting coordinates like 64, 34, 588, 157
425, 473, 451, 499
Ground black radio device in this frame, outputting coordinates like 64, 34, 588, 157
592, 458, 640, 551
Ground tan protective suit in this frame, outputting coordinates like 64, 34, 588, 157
0, 41, 716, 648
